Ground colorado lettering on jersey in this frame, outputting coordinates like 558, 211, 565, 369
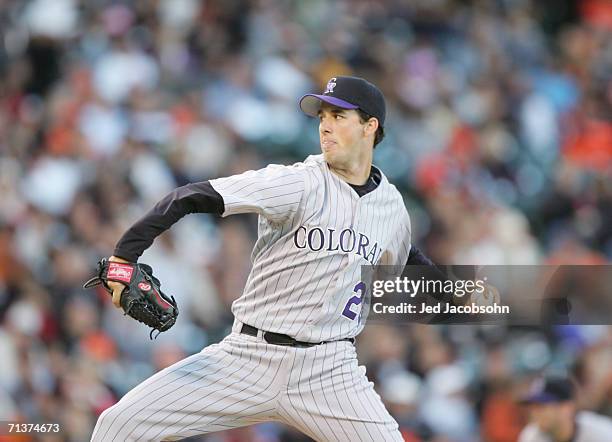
293, 225, 382, 264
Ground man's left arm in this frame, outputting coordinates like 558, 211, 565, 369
405, 246, 500, 313
406, 246, 436, 266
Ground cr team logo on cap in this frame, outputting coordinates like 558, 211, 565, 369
324, 78, 337, 94
299, 75, 387, 127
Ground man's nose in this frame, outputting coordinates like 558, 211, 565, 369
319, 118, 332, 133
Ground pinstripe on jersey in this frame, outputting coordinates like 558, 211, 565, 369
210, 154, 412, 343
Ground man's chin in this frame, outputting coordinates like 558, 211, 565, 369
322, 150, 338, 164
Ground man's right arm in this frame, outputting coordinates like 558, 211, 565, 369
102, 182, 223, 309
406, 246, 436, 266
114, 181, 224, 262
114, 161, 305, 264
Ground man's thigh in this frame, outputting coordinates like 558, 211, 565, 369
91, 334, 287, 442
278, 341, 403, 442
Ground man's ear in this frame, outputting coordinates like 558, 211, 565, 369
364, 117, 379, 137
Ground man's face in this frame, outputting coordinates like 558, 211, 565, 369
529, 403, 559, 433
317, 103, 373, 168
529, 402, 574, 437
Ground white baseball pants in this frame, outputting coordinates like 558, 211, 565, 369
91, 323, 402, 441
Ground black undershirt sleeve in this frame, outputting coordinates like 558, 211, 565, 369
114, 181, 224, 262
405, 246, 455, 290
405, 246, 479, 322
406, 245, 436, 266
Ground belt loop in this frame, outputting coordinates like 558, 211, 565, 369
232, 319, 244, 334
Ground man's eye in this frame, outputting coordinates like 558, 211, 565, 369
335, 114, 343, 119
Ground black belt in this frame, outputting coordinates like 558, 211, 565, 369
240, 324, 354, 348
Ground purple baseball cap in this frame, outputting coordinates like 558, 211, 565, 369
521, 376, 575, 404
299, 76, 386, 126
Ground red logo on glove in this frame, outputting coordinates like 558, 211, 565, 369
138, 282, 151, 291
108, 263, 134, 283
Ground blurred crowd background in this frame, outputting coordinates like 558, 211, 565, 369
0, 0, 611, 441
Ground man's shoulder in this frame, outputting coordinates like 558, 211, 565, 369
375, 169, 405, 204
300, 154, 326, 168
517, 424, 549, 442
382, 179, 402, 198
577, 411, 612, 435
278, 154, 325, 173
253, 156, 322, 180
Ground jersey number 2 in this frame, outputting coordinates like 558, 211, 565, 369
342, 281, 366, 320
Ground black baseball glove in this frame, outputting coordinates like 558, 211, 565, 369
83, 258, 179, 339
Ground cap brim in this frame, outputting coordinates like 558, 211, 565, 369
299, 94, 359, 117
520, 393, 561, 404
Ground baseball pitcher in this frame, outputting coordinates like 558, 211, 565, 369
90, 76, 412, 441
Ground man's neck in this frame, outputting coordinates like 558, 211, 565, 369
553, 416, 576, 442
328, 150, 373, 185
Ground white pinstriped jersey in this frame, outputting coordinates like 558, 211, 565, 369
210, 154, 412, 342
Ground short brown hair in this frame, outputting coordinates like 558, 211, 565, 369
357, 109, 385, 148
